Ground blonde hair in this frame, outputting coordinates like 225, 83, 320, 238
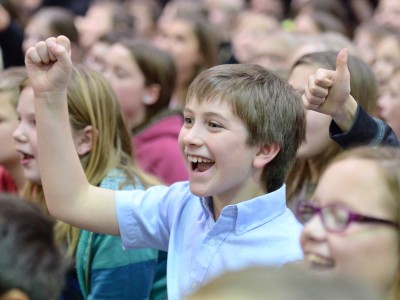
0, 67, 27, 108
22, 66, 159, 257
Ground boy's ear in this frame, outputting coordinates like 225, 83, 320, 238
142, 84, 161, 105
0, 289, 30, 300
76, 125, 96, 157
253, 143, 281, 169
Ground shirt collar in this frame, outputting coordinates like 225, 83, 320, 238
199, 184, 288, 235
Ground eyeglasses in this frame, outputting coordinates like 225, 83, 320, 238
296, 200, 399, 233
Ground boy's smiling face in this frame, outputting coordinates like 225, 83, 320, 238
178, 97, 262, 203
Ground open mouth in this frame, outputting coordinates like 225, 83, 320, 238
187, 155, 215, 172
18, 151, 35, 164
306, 253, 335, 271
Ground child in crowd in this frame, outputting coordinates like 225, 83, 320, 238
124, 0, 162, 41
0, 193, 66, 300
25, 35, 306, 299
101, 39, 188, 184
22, 7, 81, 62
14, 65, 166, 299
298, 146, 400, 300
88, 37, 187, 296
155, 11, 219, 109
286, 50, 378, 207
0, 6, 82, 70
0, 67, 26, 193
371, 27, 400, 98
75, 0, 134, 54
378, 64, 400, 138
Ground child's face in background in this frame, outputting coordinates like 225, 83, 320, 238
0, 91, 20, 168
178, 97, 262, 203
83, 41, 110, 74
13, 86, 86, 185
300, 158, 399, 292
22, 15, 52, 54
231, 13, 279, 64
104, 43, 147, 131
353, 28, 376, 66
75, 4, 113, 50
13, 87, 41, 184
378, 71, 400, 138
156, 19, 204, 78
372, 35, 400, 93
288, 63, 331, 159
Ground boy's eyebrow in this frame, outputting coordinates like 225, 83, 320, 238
183, 107, 194, 114
183, 107, 230, 122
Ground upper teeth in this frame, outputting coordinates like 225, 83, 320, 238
187, 155, 213, 163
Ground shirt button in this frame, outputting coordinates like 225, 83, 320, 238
209, 239, 216, 245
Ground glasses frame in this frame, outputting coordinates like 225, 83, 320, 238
296, 200, 399, 233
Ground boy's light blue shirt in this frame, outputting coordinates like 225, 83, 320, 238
116, 181, 303, 300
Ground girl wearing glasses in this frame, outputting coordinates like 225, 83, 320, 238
298, 146, 400, 300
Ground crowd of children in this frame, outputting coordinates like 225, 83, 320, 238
0, 1, 399, 300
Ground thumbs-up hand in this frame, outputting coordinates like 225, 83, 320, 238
302, 48, 358, 132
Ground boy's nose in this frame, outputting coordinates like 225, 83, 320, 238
182, 125, 203, 146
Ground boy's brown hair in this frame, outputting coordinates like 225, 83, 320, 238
186, 64, 306, 192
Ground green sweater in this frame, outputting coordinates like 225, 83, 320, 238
76, 169, 167, 299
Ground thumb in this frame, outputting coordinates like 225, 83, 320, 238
335, 48, 348, 75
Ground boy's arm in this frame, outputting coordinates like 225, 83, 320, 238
302, 48, 399, 148
25, 36, 119, 235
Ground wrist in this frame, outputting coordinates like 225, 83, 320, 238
332, 95, 358, 133
34, 90, 68, 107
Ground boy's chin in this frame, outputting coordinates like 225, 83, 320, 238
189, 185, 211, 198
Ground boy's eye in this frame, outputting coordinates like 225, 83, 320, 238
208, 121, 222, 129
184, 117, 193, 125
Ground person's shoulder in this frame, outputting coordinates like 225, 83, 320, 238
164, 181, 192, 198
273, 208, 304, 233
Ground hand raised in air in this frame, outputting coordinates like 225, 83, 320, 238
24, 35, 72, 99
302, 48, 357, 132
